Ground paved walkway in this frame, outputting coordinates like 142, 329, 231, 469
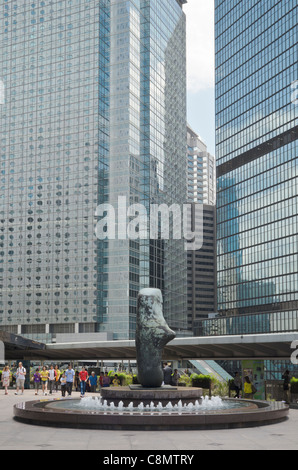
0, 390, 298, 450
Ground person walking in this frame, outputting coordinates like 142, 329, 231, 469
89, 372, 98, 393
171, 369, 180, 386
99, 372, 104, 389
60, 372, 67, 397
65, 364, 75, 396
234, 372, 242, 398
282, 370, 291, 404
2, 366, 10, 395
48, 365, 56, 395
33, 369, 41, 396
54, 365, 61, 393
15, 362, 26, 395
79, 367, 89, 398
40, 366, 49, 396
163, 363, 173, 385
244, 376, 254, 399
74, 370, 80, 392
102, 371, 110, 388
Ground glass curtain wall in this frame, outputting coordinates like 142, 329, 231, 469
215, 0, 298, 321
0, 0, 187, 341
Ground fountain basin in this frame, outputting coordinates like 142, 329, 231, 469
13, 397, 289, 430
101, 386, 203, 407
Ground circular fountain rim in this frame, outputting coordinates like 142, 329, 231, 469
13, 397, 289, 431
43, 396, 258, 414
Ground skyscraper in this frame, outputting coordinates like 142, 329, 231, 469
0, 0, 188, 341
187, 125, 217, 334
186, 126, 217, 330
187, 204, 217, 331
215, 0, 298, 321
187, 124, 216, 205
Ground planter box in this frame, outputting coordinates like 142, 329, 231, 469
192, 380, 211, 389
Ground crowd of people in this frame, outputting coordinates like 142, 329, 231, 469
233, 370, 292, 403
0, 362, 125, 398
1, 363, 295, 404
162, 362, 180, 386
232, 372, 262, 399
1, 362, 182, 397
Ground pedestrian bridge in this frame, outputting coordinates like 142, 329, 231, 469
3, 331, 297, 362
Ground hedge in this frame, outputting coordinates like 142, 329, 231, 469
190, 373, 211, 389
290, 377, 298, 394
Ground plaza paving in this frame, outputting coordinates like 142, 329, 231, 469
0, 389, 298, 450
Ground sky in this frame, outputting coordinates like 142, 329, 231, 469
183, 1, 215, 155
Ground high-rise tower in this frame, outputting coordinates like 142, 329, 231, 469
0, 0, 188, 341
215, 0, 298, 320
187, 124, 216, 205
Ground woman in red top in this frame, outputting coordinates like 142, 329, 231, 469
99, 372, 104, 388
79, 367, 89, 398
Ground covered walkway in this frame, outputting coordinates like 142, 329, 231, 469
3, 332, 297, 362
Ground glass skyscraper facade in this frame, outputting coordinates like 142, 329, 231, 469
216, 0, 298, 321
0, 0, 188, 341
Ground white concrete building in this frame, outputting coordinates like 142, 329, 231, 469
187, 125, 216, 205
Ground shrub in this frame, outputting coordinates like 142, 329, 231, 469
190, 373, 211, 389
290, 377, 298, 394
178, 374, 191, 387
105, 372, 135, 386
228, 379, 236, 390
124, 374, 133, 386
116, 373, 127, 386
212, 376, 229, 397
108, 371, 115, 381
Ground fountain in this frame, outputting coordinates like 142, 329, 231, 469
100, 288, 203, 408
13, 289, 289, 430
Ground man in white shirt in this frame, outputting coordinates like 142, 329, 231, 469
48, 364, 56, 394
15, 362, 26, 395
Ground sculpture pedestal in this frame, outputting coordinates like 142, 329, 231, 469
129, 384, 178, 391
100, 386, 203, 407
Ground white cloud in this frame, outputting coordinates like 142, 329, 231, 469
184, 1, 215, 93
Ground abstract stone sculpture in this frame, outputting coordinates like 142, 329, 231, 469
136, 288, 176, 388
